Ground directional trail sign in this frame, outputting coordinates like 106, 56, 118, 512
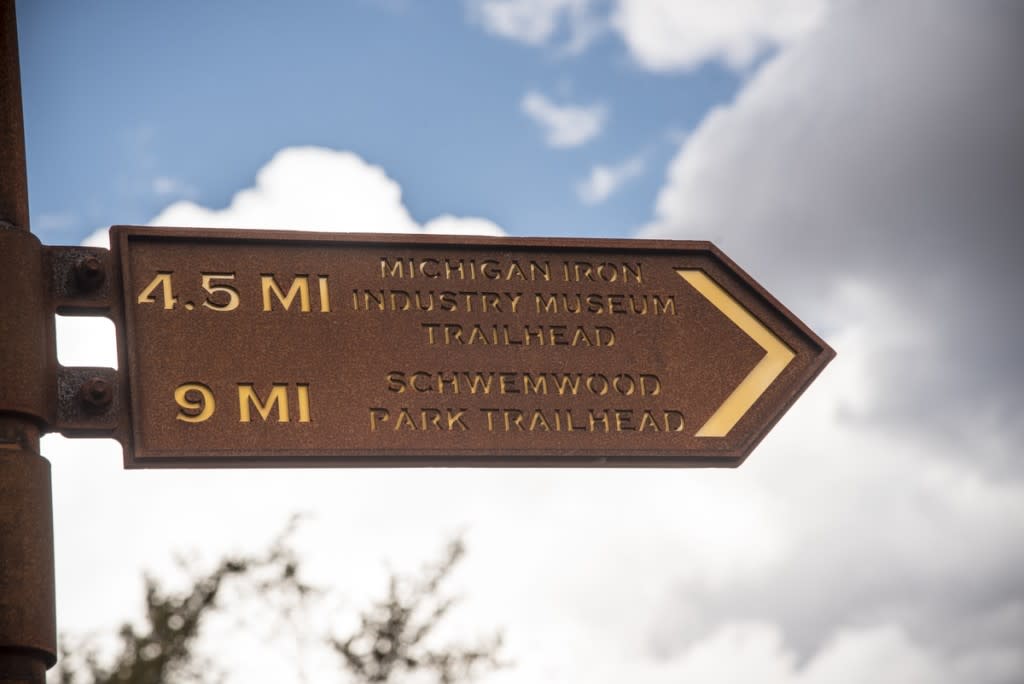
108, 226, 833, 468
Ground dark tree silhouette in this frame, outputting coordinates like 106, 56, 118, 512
51, 518, 314, 684
49, 522, 503, 684
329, 538, 504, 684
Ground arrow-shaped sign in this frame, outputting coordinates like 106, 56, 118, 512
677, 269, 796, 438
108, 227, 834, 468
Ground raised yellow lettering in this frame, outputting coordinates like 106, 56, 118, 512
238, 384, 289, 422
261, 275, 311, 312
138, 272, 177, 310
174, 383, 214, 423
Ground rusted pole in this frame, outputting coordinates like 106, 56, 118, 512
0, 0, 57, 681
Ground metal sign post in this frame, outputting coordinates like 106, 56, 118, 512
1, 2, 56, 681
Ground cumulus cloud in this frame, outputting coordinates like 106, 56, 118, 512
613, 0, 825, 71
636, 0, 1024, 678
576, 155, 644, 204
520, 90, 606, 148
153, 147, 504, 236
600, 622, 997, 684
467, 0, 824, 71
84, 147, 503, 246
642, 0, 1024, 456
52, 2, 1024, 680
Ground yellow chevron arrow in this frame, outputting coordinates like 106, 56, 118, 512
677, 270, 796, 437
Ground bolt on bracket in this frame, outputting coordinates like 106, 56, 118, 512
46, 245, 125, 439
56, 367, 120, 437
45, 245, 114, 315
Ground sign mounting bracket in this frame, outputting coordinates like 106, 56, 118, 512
44, 244, 125, 439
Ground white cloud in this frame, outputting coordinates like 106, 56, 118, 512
643, 622, 1008, 684
635, 0, 1024, 677
421, 213, 506, 235
150, 147, 419, 231
467, 0, 600, 52
576, 155, 644, 204
642, 0, 1024, 455
613, 0, 825, 71
85, 147, 503, 246
467, 0, 825, 71
55, 1, 1024, 676
520, 90, 606, 148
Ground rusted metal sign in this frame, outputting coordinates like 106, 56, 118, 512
109, 226, 833, 468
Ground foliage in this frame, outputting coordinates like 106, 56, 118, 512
51, 518, 313, 684
329, 538, 504, 684
50, 522, 503, 684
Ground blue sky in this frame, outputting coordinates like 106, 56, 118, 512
16, 2, 1024, 683
20, 1, 737, 242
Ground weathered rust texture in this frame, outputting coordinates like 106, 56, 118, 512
0, 653, 46, 684
56, 367, 121, 437
111, 226, 834, 468
1, 2, 57, 678
46, 246, 114, 315
45, 244, 125, 439
0, 230, 55, 427
0, 0, 27, 231
0, 424, 55, 670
